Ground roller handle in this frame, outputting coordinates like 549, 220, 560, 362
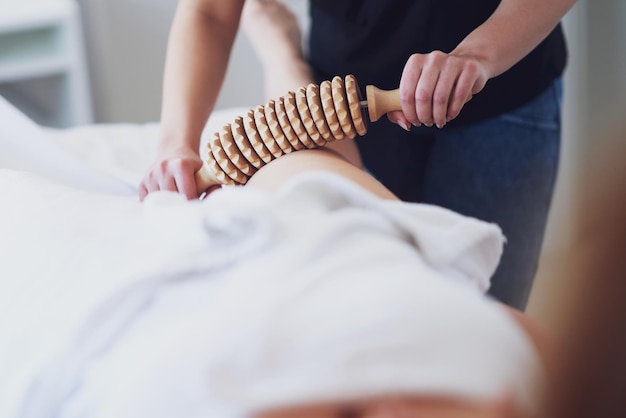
365, 85, 473, 122
365, 85, 401, 122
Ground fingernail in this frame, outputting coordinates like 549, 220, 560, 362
397, 120, 411, 131
412, 122, 421, 128
425, 123, 433, 128
436, 122, 445, 129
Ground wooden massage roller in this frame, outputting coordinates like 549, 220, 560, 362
194, 74, 401, 193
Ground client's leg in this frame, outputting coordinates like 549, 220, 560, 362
241, 0, 311, 101
241, 0, 364, 174
247, 148, 398, 201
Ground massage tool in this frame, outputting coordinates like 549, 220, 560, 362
194, 74, 402, 192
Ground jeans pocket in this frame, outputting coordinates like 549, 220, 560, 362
498, 78, 563, 130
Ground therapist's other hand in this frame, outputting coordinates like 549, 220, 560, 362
387, 51, 488, 130
139, 145, 203, 201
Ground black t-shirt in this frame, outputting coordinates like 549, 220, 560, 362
308, 0, 567, 126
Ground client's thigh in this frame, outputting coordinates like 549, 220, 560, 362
245, 147, 399, 201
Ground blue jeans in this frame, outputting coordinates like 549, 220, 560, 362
357, 78, 563, 310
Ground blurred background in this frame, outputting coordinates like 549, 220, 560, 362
0, 0, 624, 325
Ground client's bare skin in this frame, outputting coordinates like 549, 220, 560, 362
241, 0, 312, 101
240, 1, 545, 417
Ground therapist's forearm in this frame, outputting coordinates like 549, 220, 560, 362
452, 0, 576, 79
159, 1, 243, 153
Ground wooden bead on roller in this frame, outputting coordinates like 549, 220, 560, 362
195, 74, 403, 194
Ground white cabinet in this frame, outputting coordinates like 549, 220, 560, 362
0, 0, 93, 127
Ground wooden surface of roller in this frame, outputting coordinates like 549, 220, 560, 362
195, 75, 404, 194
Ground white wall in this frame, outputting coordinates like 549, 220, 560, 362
539, 0, 626, 255
78, 0, 310, 122
78, 0, 178, 123
587, 0, 626, 133
529, 0, 626, 319
78, 0, 270, 123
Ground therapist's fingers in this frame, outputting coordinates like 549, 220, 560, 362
139, 154, 203, 201
432, 63, 459, 128
412, 53, 446, 127
138, 183, 149, 201
399, 51, 449, 128
153, 159, 179, 192
159, 176, 178, 193
172, 160, 201, 200
138, 172, 163, 201
398, 51, 489, 129
399, 53, 423, 127
139, 171, 177, 202
386, 110, 412, 132
138, 173, 177, 202
169, 156, 203, 199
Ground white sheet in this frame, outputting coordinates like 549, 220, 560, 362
0, 96, 248, 417
0, 97, 540, 418
0, 96, 136, 195
0, 95, 247, 194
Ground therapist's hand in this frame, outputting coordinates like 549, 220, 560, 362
387, 51, 488, 130
139, 145, 203, 201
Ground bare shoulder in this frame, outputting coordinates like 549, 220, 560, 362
501, 304, 555, 374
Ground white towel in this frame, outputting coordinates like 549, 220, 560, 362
0, 99, 539, 417
1, 170, 541, 418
